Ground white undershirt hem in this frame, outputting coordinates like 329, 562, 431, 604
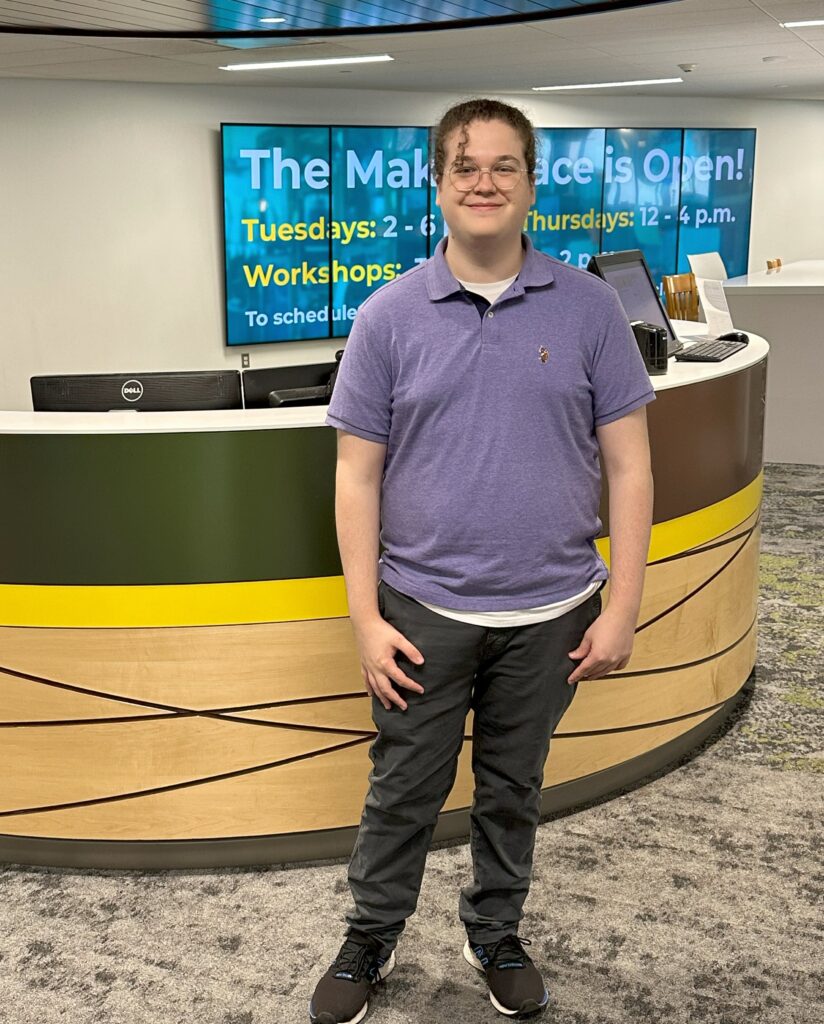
417, 580, 601, 628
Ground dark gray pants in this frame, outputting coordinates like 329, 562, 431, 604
345, 580, 602, 955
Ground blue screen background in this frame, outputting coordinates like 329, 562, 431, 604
677, 129, 756, 278
601, 128, 682, 287
330, 126, 430, 338
221, 124, 756, 346
529, 128, 605, 272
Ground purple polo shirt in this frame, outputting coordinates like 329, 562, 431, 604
326, 236, 655, 611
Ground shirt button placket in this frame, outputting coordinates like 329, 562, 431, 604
483, 307, 497, 347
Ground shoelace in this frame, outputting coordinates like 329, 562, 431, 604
332, 935, 383, 982
476, 935, 533, 971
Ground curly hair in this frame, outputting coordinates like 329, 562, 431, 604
431, 98, 537, 182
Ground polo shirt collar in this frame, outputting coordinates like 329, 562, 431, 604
425, 234, 554, 301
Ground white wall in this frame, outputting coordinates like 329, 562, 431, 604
0, 79, 821, 409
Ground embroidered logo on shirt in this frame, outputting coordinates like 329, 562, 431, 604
538, 346, 549, 364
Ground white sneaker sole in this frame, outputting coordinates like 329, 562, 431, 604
309, 950, 396, 1024
377, 950, 396, 982
462, 940, 548, 1018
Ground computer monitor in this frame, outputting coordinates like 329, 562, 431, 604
587, 250, 682, 357
242, 362, 339, 409
31, 370, 242, 412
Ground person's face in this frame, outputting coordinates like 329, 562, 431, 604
435, 118, 535, 246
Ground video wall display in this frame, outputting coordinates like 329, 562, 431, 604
221, 124, 755, 346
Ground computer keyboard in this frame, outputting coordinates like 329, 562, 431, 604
674, 339, 748, 363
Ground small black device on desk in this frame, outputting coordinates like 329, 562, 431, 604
630, 320, 668, 375
674, 331, 749, 363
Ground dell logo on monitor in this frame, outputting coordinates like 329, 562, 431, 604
121, 379, 144, 402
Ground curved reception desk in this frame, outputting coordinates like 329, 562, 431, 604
0, 330, 768, 869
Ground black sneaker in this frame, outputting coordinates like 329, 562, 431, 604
309, 930, 395, 1024
463, 935, 548, 1017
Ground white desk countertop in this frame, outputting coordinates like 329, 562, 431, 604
725, 260, 824, 295
0, 323, 768, 435
0, 404, 331, 435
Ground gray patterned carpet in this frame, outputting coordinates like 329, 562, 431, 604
1, 463, 822, 1024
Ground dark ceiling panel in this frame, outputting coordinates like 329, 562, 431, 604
0, 0, 682, 37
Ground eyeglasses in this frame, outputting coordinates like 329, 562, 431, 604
448, 160, 524, 192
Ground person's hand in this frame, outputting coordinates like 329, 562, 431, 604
352, 616, 425, 711
567, 606, 636, 684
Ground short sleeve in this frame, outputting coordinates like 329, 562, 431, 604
325, 311, 392, 443
591, 289, 656, 427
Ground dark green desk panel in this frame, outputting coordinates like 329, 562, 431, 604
0, 428, 340, 586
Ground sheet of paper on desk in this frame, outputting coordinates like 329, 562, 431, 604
696, 278, 735, 338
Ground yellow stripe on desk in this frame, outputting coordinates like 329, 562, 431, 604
0, 576, 349, 628
596, 471, 763, 566
0, 473, 762, 628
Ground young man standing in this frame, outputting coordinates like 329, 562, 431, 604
310, 98, 655, 1024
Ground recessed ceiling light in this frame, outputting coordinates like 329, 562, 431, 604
258, 17, 286, 24
780, 19, 824, 28
220, 54, 393, 71
532, 77, 682, 92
